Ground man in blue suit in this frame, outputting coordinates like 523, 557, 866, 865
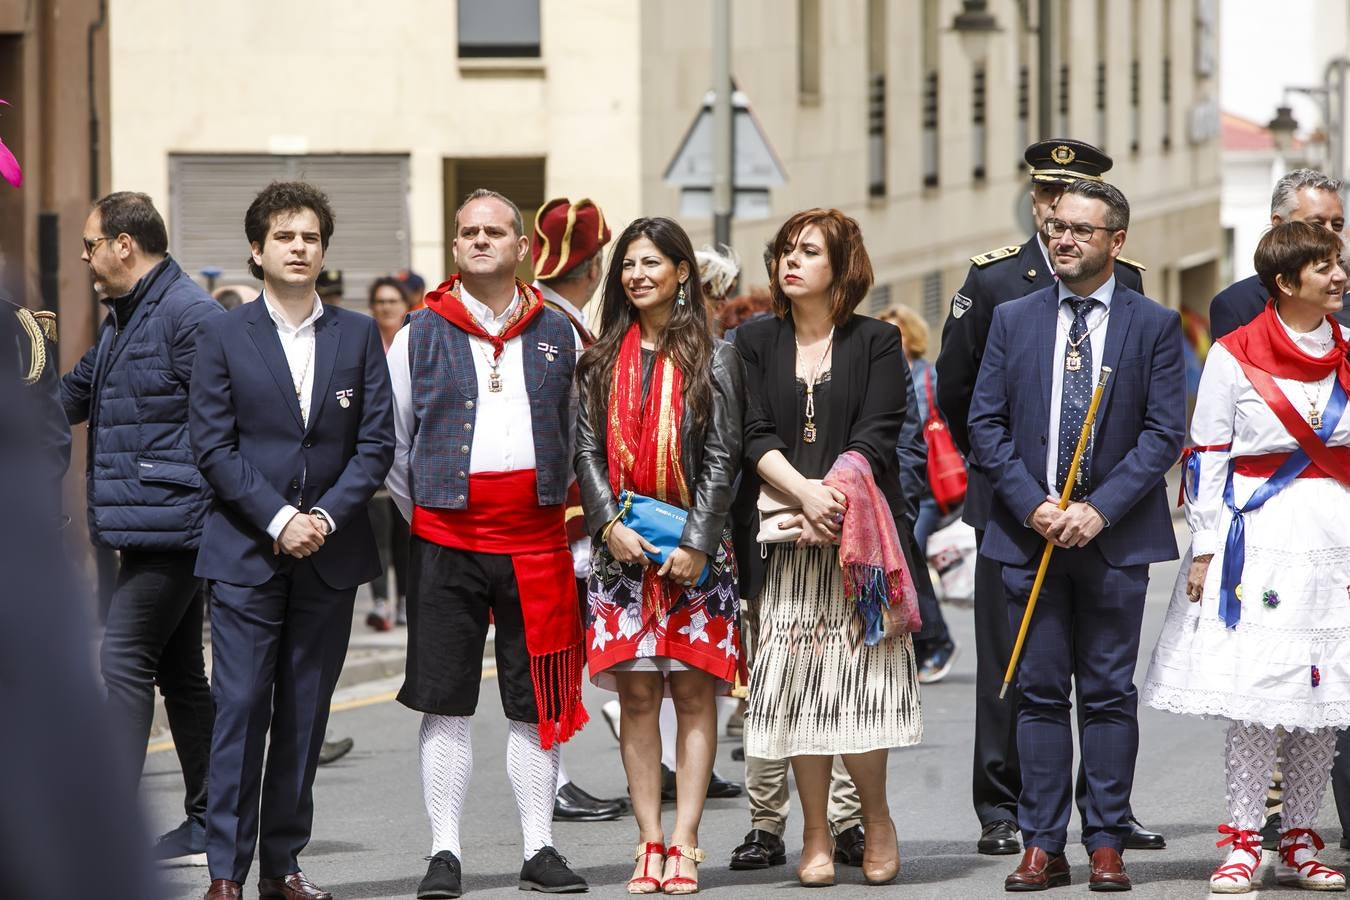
190, 182, 394, 900
969, 179, 1184, 891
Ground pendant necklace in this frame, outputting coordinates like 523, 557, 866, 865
796, 328, 834, 444
1299, 375, 1330, 429
291, 335, 315, 416
1060, 308, 1109, 373
474, 338, 504, 393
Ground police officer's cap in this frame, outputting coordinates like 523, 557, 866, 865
1024, 139, 1113, 185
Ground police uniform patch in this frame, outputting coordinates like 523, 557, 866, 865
952, 291, 973, 319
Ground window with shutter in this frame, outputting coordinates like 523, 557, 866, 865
168, 154, 411, 309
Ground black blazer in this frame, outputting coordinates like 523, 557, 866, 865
732, 312, 911, 601
574, 341, 746, 557
190, 299, 395, 588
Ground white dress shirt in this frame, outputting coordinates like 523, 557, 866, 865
1186, 315, 1346, 556
261, 292, 334, 540
1045, 275, 1115, 494
385, 283, 581, 522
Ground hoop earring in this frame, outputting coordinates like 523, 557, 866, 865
677, 282, 687, 306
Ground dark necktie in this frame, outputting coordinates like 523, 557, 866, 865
1055, 297, 1095, 500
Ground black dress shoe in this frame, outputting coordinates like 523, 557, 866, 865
978, 819, 1022, 855
553, 782, 628, 821
832, 824, 866, 866
729, 829, 787, 870
317, 737, 353, 766
417, 851, 462, 899
519, 846, 587, 893
706, 770, 743, 799
1122, 816, 1165, 851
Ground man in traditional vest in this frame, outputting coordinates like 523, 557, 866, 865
386, 188, 590, 898
530, 196, 633, 824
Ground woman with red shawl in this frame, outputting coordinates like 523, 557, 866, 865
1143, 221, 1350, 893
574, 217, 745, 894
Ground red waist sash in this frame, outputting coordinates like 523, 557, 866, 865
411, 470, 586, 748
1232, 446, 1350, 479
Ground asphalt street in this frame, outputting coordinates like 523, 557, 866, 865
143, 534, 1346, 899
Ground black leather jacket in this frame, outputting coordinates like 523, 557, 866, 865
574, 340, 745, 556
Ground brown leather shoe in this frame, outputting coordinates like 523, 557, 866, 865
204, 880, 241, 900
1005, 847, 1070, 891
258, 872, 333, 900
1088, 848, 1131, 892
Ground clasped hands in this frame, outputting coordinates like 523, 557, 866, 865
273, 512, 330, 558
779, 481, 847, 547
1029, 494, 1105, 549
605, 521, 709, 587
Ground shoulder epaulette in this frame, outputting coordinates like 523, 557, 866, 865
31, 310, 56, 342
14, 308, 47, 385
1117, 256, 1147, 272
969, 245, 1021, 267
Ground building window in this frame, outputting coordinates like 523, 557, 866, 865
866, 0, 886, 197
868, 282, 892, 316
922, 272, 942, 328
799, 0, 822, 103
457, 0, 540, 58
922, 71, 939, 188
1095, 0, 1108, 148
1161, 0, 1173, 151
972, 68, 987, 182
1016, 64, 1029, 172
1057, 63, 1070, 136
1130, 0, 1141, 153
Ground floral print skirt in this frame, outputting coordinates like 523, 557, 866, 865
585, 532, 744, 694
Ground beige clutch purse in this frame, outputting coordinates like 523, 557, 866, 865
755, 480, 821, 544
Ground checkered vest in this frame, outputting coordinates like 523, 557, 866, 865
407, 306, 576, 509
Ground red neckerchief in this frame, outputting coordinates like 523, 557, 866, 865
1219, 300, 1350, 486
606, 322, 690, 613
424, 274, 543, 360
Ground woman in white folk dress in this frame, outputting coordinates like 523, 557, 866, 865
1142, 221, 1350, 894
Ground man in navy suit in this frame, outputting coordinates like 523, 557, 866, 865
1210, 168, 1347, 339
190, 182, 394, 900
969, 180, 1184, 891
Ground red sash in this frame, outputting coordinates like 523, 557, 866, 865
1233, 446, 1350, 479
1229, 358, 1350, 487
411, 471, 587, 749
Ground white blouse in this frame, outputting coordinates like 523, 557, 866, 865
1185, 317, 1350, 556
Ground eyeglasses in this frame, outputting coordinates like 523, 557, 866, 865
1043, 218, 1118, 242
82, 235, 110, 255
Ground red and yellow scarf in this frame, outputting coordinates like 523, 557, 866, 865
606, 322, 691, 612
423, 273, 543, 357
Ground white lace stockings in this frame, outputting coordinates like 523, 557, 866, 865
1225, 722, 1335, 831
420, 714, 473, 857
507, 720, 560, 860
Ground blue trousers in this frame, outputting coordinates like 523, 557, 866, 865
205, 559, 356, 883
1003, 546, 1147, 854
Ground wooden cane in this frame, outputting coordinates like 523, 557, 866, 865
999, 365, 1113, 700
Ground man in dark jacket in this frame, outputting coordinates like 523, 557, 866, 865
1209, 168, 1348, 339
61, 191, 222, 863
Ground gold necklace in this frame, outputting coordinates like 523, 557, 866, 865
473, 338, 504, 393
796, 328, 834, 444
1298, 374, 1331, 428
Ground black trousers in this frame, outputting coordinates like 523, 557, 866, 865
972, 533, 1022, 826
100, 548, 214, 825
367, 494, 409, 602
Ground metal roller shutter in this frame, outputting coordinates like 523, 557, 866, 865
168, 153, 411, 308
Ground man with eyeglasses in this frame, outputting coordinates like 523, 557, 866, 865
60, 191, 223, 865
935, 139, 1164, 858
969, 178, 1185, 890
1210, 168, 1349, 339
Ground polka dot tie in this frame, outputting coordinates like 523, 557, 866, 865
1056, 297, 1095, 501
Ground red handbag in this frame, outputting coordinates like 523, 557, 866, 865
922, 368, 967, 515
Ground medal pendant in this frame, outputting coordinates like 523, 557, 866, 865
1065, 350, 1082, 373
802, 422, 818, 444
1311, 409, 1323, 429
488, 370, 503, 393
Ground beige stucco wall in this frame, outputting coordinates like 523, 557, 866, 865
109, 0, 643, 284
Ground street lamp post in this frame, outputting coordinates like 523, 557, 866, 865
711, 0, 733, 249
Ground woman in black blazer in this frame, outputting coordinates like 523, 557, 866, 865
733, 208, 922, 887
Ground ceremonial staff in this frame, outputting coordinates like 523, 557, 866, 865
1000, 365, 1112, 700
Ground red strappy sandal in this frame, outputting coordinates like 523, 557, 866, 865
661, 845, 706, 895
628, 842, 666, 895
1276, 828, 1346, 890
1210, 825, 1262, 894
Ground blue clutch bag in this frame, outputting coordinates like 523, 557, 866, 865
606, 489, 711, 587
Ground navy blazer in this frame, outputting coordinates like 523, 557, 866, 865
189, 298, 395, 588
967, 283, 1184, 569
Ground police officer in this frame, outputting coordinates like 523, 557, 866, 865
935, 139, 1164, 857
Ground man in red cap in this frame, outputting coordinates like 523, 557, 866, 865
529, 197, 630, 824
531, 197, 609, 344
